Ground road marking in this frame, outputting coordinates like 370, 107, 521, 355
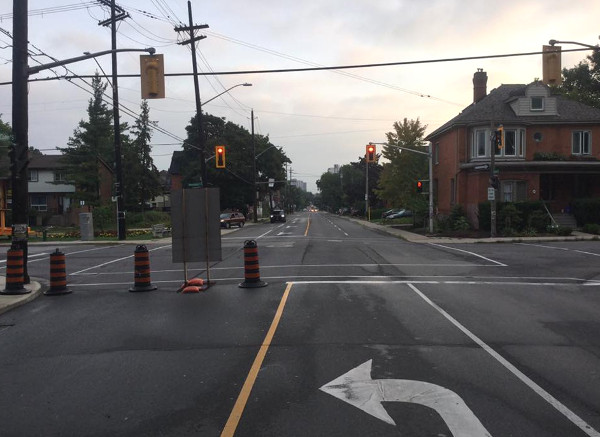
429, 243, 507, 266
221, 282, 293, 437
517, 243, 600, 257
70, 245, 170, 275
304, 217, 310, 236
320, 359, 491, 435
408, 283, 600, 437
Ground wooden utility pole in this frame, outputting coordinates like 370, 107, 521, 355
10, 0, 31, 285
175, 1, 209, 186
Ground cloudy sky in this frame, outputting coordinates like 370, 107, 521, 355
0, 0, 599, 192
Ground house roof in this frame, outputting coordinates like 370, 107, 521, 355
28, 154, 65, 169
425, 83, 600, 141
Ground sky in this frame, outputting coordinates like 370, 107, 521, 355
0, 0, 599, 193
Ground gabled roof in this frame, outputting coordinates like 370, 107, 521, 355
425, 83, 600, 141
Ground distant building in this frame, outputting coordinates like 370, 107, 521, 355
328, 164, 340, 174
290, 178, 307, 191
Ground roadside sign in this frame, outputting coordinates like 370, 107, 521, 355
487, 187, 495, 201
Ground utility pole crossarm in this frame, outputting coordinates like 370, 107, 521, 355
177, 35, 207, 46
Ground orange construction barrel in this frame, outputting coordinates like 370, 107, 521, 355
239, 240, 267, 288
1, 246, 29, 295
129, 245, 157, 292
45, 248, 71, 296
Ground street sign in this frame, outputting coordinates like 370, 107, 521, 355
487, 187, 495, 201
268, 178, 275, 188
474, 164, 489, 171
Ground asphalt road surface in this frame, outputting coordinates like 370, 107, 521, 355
1, 211, 599, 436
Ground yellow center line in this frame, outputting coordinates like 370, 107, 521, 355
221, 282, 294, 437
304, 216, 311, 236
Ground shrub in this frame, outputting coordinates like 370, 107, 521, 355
528, 210, 550, 233
572, 198, 600, 227
553, 226, 572, 236
453, 216, 471, 231
583, 223, 600, 235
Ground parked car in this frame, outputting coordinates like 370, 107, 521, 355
386, 209, 413, 219
220, 212, 245, 228
270, 209, 286, 223
382, 208, 402, 218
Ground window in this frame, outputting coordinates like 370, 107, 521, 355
504, 130, 516, 156
530, 96, 544, 111
474, 130, 487, 157
501, 181, 527, 202
27, 169, 38, 182
54, 170, 67, 182
572, 131, 591, 155
30, 194, 47, 211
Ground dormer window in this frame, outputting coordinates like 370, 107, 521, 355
530, 96, 544, 111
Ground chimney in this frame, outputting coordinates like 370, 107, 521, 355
473, 69, 487, 103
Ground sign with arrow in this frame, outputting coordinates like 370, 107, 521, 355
320, 360, 491, 436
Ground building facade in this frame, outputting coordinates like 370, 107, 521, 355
426, 70, 600, 228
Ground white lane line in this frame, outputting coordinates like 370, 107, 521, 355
408, 282, 600, 437
518, 243, 600, 257
70, 244, 170, 275
429, 243, 507, 266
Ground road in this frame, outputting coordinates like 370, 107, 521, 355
0, 211, 599, 436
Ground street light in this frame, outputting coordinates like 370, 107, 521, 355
204, 83, 252, 105
548, 37, 599, 50
369, 141, 434, 234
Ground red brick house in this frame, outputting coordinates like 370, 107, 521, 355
425, 70, 600, 228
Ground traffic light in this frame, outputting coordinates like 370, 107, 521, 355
416, 180, 423, 193
140, 54, 165, 99
215, 145, 226, 168
366, 144, 376, 162
494, 125, 504, 149
489, 175, 500, 190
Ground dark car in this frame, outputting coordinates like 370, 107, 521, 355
270, 209, 286, 223
220, 212, 245, 228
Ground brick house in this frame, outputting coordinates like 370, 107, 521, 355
425, 70, 600, 228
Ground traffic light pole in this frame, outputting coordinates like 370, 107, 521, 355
490, 123, 497, 238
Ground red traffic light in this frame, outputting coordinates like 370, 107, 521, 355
366, 144, 376, 162
215, 145, 226, 168
417, 180, 423, 193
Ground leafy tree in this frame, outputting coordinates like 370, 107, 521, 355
123, 100, 162, 211
557, 50, 600, 109
58, 73, 121, 206
179, 113, 290, 213
316, 171, 343, 212
375, 118, 428, 210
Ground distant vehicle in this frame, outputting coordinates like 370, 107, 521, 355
270, 209, 286, 223
220, 212, 246, 228
382, 208, 402, 218
386, 209, 413, 219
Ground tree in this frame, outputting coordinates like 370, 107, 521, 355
0, 116, 11, 179
58, 73, 121, 206
557, 50, 600, 109
316, 171, 343, 212
123, 100, 162, 211
375, 118, 428, 209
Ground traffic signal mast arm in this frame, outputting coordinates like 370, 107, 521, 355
28, 47, 156, 75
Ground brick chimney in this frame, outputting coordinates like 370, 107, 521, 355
473, 69, 487, 103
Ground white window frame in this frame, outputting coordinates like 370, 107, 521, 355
30, 194, 47, 211
572, 131, 591, 155
27, 169, 38, 182
500, 180, 527, 202
530, 96, 544, 111
54, 170, 67, 182
473, 129, 487, 158
498, 128, 525, 158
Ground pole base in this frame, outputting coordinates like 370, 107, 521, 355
239, 281, 268, 289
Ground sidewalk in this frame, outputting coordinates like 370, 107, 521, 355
0, 276, 43, 316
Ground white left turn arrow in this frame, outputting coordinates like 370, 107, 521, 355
320, 360, 492, 437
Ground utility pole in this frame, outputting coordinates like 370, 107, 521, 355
10, 0, 30, 285
99, 0, 129, 240
251, 109, 257, 222
175, 1, 209, 186
490, 122, 497, 238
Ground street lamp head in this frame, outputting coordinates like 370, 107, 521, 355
242, 83, 252, 87
548, 39, 558, 46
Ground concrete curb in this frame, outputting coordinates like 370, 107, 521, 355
0, 278, 44, 316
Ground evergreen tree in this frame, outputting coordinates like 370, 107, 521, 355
58, 73, 116, 206
124, 100, 161, 211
